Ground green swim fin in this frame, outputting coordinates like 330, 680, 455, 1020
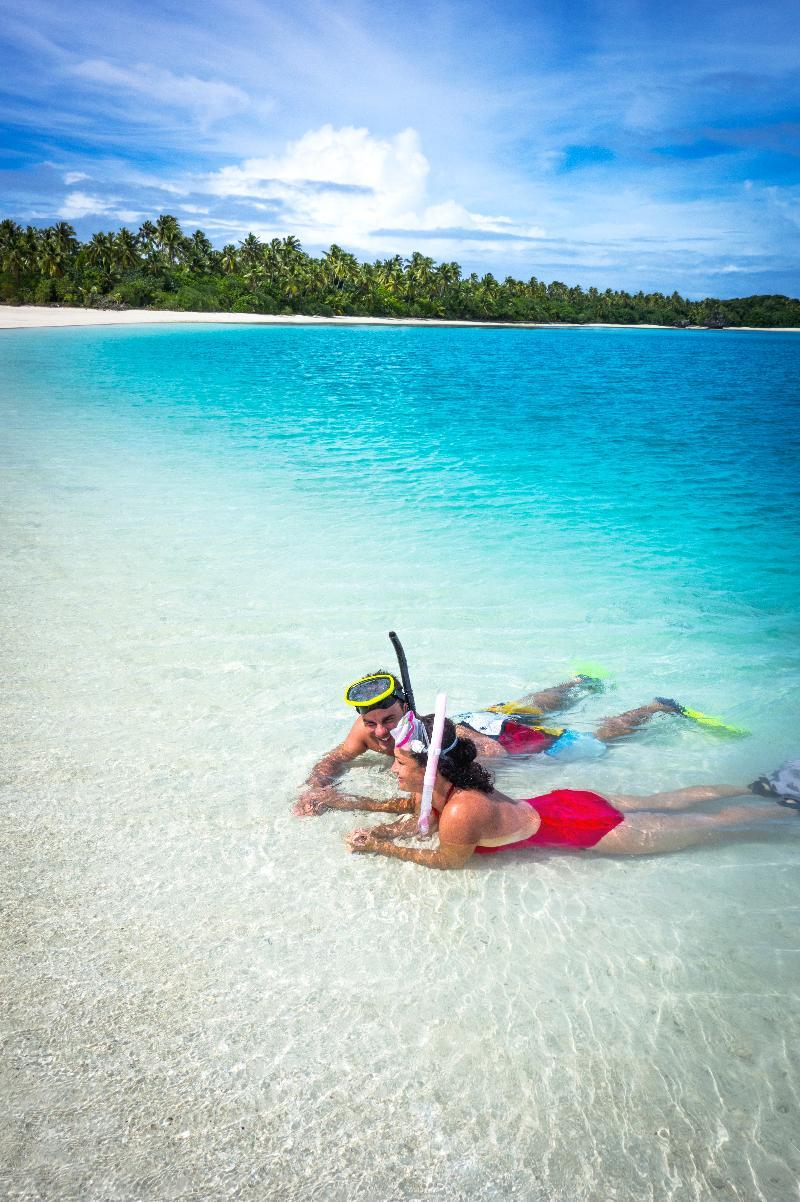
570, 662, 613, 692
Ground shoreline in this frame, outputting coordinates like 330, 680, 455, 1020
1, 305, 798, 332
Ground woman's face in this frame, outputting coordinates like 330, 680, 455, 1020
392, 748, 425, 793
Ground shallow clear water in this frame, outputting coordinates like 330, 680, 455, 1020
1, 324, 799, 1201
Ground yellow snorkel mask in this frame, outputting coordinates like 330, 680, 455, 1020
344, 672, 406, 711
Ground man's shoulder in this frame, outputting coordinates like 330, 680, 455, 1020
340, 718, 372, 755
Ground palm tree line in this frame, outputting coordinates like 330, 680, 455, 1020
1, 214, 798, 327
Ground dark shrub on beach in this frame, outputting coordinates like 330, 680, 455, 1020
33, 279, 56, 304
231, 294, 264, 314
172, 285, 223, 312
113, 278, 157, 308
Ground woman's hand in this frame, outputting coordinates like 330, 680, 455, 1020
346, 828, 381, 854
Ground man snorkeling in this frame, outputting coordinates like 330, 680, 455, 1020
294, 669, 721, 815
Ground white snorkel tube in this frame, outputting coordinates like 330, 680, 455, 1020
418, 692, 447, 835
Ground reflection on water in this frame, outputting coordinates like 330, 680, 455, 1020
1, 325, 799, 1200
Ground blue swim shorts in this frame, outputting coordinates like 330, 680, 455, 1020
544, 729, 607, 761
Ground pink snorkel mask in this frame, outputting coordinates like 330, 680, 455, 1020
391, 699, 455, 835
390, 710, 429, 753
391, 710, 458, 756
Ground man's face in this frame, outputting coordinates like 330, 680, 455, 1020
361, 701, 407, 752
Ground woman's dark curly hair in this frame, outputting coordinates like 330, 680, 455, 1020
408, 715, 494, 794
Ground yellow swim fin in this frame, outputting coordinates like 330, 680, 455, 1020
680, 707, 749, 738
486, 700, 543, 716
655, 697, 749, 738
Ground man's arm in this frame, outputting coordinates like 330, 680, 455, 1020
306, 737, 364, 788
295, 724, 373, 815
455, 725, 507, 759
296, 718, 418, 816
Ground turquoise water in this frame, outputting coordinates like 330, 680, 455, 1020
2, 324, 799, 1200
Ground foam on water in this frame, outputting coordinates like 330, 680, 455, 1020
1, 324, 799, 1200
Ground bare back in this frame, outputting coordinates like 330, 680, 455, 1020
436, 786, 540, 848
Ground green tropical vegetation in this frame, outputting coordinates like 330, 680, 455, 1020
2, 215, 799, 327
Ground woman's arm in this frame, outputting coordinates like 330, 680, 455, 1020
295, 788, 415, 816
346, 831, 475, 870
356, 815, 422, 841
350, 791, 427, 840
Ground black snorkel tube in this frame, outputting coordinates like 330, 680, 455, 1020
388, 631, 416, 714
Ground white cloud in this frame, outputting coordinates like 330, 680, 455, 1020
69, 59, 252, 126
58, 191, 116, 219
416, 200, 544, 238
57, 191, 141, 223
205, 124, 427, 204
200, 124, 545, 250
64, 171, 89, 185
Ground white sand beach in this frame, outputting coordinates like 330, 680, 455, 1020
0, 305, 650, 330
4, 305, 796, 332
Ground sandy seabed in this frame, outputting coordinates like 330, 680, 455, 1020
2, 314, 799, 1201
2, 304, 797, 332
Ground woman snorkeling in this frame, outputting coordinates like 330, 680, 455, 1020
346, 713, 798, 870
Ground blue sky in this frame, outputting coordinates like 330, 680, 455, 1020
1, 0, 799, 297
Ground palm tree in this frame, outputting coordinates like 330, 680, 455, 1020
238, 233, 263, 271
477, 272, 501, 313
137, 221, 157, 255
219, 244, 239, 274
262, 237, 282, 290
154, 214, 183, 265
50, 222, 78, 255
436, 261, 462, 290
0, 218, 22, 251
186, 229, 212, 271
1, 237, 26, 286
322, 244, 359, 292
405, 252, 435, 304
20, 226, 42, 272
375, 255, 405, 295
281, 235, 302, 260
113, 228, 140, 272
38, 232, 67, 279
237, 233, 264, 292
85, 232, 116, 274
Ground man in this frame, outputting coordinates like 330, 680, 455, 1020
294, 672, 417, 817
294, 669, 688, 815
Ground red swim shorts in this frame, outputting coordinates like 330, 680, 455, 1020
496, 720, 558, 755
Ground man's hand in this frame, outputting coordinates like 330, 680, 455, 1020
293, 786, 340, 816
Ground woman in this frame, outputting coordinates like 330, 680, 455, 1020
346, 714, 797, 870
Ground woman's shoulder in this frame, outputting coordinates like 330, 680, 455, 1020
446, 785, 510, 808
439, 787, 505, 842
